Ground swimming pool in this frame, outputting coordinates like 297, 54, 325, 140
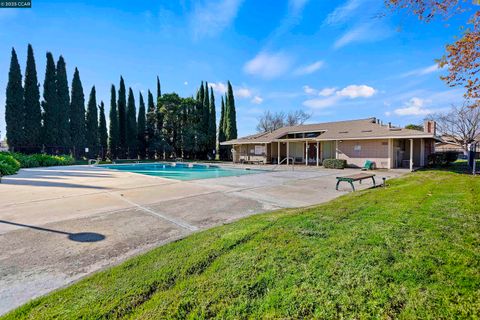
100, 163, 263, 181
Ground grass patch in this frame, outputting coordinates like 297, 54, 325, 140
3, 170, 480, 319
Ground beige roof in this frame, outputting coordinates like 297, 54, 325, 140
221, 117, 438, 145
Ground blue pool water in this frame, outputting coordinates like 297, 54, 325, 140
100, 163, 263, 181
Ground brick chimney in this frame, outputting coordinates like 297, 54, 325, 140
424, 120, 436, 135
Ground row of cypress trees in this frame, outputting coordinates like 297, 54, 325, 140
5, 45, 237, 160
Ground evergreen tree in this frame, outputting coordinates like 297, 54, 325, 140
85, 86, 99, 158
146, 90, 156, 159
42, 52, 58, 152
5, 48, 25, 151
137, 92, 147, 159
208, 87, 216, 156
202, 82, 210, 157
23, 44, 42, 153
118, 76, 127, 157
218, 96, 226, 159
108, 85, 119, 159
126, 88, 137, 158
70, 68, 86, 158
56, 55, 70, 153
225, 80, 237, 140
98, 100, 108, 160
156, 76, 161, 99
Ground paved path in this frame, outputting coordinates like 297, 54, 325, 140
0, 165, 405, 314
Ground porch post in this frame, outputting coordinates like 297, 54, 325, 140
305, 142, 308, 166
277, 141, 280, 165
409, 139, 414, 171
420, 138, 425, 167
316, 141, 319, 166
335, 140, 339, 158
287, 141, 290, 165
388, 139, 393, 169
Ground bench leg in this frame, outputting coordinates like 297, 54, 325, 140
371, 177, 376, 187
350, 181, 355, 191
336, 180, 341, 191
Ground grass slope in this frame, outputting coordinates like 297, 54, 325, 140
4, 171, 480, 319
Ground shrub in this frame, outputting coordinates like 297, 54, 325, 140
428, 152, 460, 167
0, 152, 75, 176
0, 154, 20, 176
323, 158, 347, 169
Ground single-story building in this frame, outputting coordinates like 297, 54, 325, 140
220, 117, 439, 170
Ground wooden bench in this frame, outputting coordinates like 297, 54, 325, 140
336, 173, 376, 191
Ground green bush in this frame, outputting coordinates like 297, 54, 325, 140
428, 152, 460, 167
323, 158, 347, 169
0, 152, 75, 176
0, 154, 20, 176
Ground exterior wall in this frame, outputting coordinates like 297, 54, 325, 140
322, 141, 335, 160
337, 139, 389, 168
233, 144, 268, 163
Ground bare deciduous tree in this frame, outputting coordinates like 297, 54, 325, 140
427, 103, 480, 153
256, 110, 311, 133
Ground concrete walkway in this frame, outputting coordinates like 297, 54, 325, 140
0, 164, 406, 314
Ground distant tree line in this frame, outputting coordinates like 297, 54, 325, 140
5, 45, 237, 160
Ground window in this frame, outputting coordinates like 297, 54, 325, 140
354, 145, 361, 151
254, 145, 265, 155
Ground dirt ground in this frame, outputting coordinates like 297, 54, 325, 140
0, 164, 405, 314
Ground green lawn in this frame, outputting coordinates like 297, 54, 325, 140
4, 170, 480, 319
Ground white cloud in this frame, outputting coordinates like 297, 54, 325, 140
303, 96, 341, 109
303, 85, 317, 95
236, 87, 252, 98
184, 81, 189, 85
393, 97, 434, 116
243, 51, 292, 79
400, 64, 440, 78
334, 22, 392, 49
323, 0, 362, 25
251, 96, 263, 104
302, 84, 376, 109
319, 87, 337, 97
209, 82, 254, 99
336, 84, 376, 98
294, 60, 324, 75
190, 0, 244, 39
209, 82, 228, 94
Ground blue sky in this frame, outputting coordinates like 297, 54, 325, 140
0, 0, 472, 138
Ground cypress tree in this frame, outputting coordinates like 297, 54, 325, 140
108, 85, 119, 159
23, 44, 42, 153
202, 82, 210, 157
126, 87, 137, 158
98, 101, 108, 160
156, 76, 161, 99
5, 48, 25, 151
85, 86, 99, 158
56, 56, 70, 153
208, 87, 216, 156
118, 76, 127, 157
137, 92, 147, 159
146, 90, 156, 159
42, 52, 58, 152
218, 96, 226, 159
70, 68, 86, 158
225, 80, 237, 140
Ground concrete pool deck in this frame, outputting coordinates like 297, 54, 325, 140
0, 164, 407, 314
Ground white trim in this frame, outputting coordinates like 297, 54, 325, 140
410, 138, 414, 171
388, 138, 393, 169
277, 141, 280, 165
316, 141, 319, 166
420, 138, 425, 166
287, 141, 290, 165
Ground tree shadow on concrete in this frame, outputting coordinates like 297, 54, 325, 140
1, 179, 108, 189
0, 220, 105, 243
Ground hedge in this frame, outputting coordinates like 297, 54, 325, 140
0, 152, 75, 176
0, 154, 21, 175
427, 152, 459, 167
323, 158, 347, 169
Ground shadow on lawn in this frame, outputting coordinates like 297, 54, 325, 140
0, 220, 106, 243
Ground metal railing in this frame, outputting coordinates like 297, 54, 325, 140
272, 157, 295, 171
